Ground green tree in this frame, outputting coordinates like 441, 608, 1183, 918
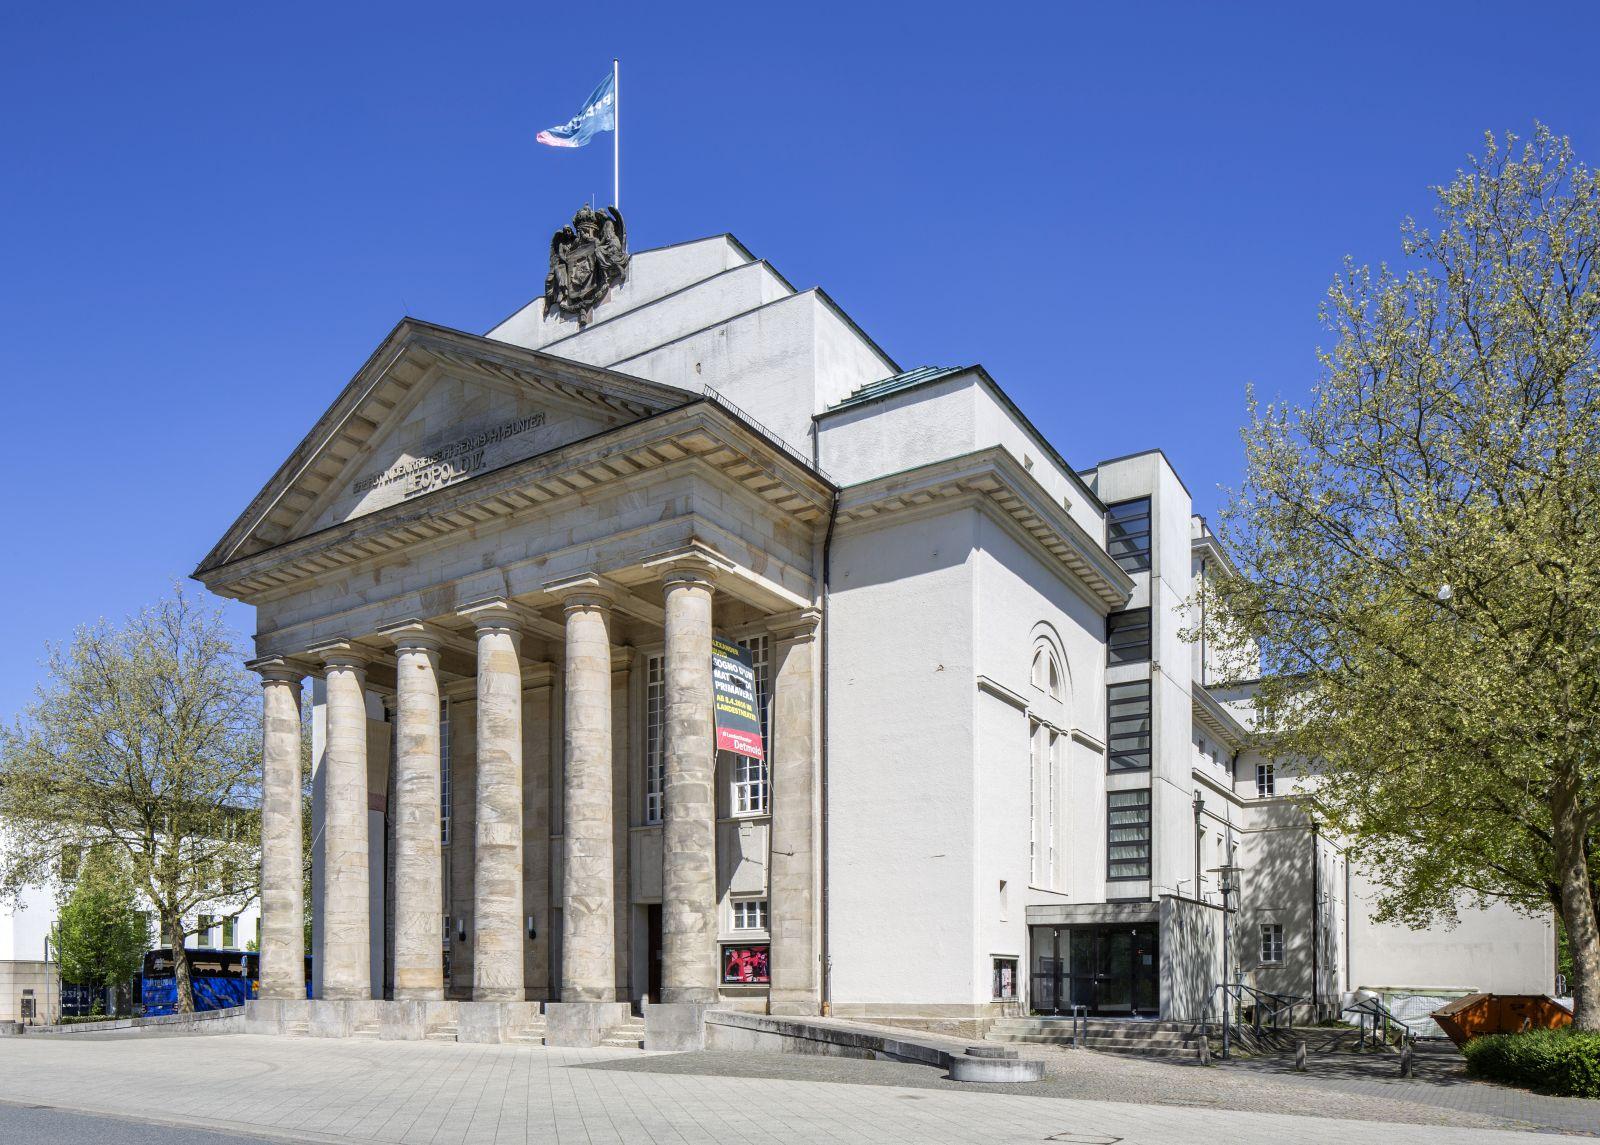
51, 849, 149, 1007
1203, 126, 1600, 1029
0, 589, 261, 1013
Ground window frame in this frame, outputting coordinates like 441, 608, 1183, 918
1106, 607, 1152, 665
1259, 922, 1285, 965
439, 698, 452, 845
1106, 497, 1153, 574
644, 654, 666, 824
1106, 789, 1152, 881
1106, 680, 1153, 772
730, 898, 768, 932
992, 956, 1019, 1001
1256, 762, 1276, 797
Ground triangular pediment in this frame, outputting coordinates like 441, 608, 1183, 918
198, 319, 693, 574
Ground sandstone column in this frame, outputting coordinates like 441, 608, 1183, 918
467, 603, 524, 1002
661, 564, 719, 1003
388, 625, 445, 1000
320, 648, 371, 1000
558, 582, 616, 1001
767, 613, 820, 1014
254, 658, 306, 1001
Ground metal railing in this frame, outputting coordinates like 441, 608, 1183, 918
1344, 996, 1414, 1049
1212, 982, 1308, 1035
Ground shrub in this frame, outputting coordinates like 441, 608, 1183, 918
1463, 1028, 1600, 1098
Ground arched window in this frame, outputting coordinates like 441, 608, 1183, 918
1030, 643, 1064, 702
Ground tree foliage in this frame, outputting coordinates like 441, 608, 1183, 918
52, 848, 149, 996
1205, 126, 1600, 1027
0, 588, 261, 1012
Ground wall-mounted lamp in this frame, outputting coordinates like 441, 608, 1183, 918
457, 917, 467, 943
526, 915, 536, 941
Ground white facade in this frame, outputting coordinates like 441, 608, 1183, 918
196, 225, 1554, 1023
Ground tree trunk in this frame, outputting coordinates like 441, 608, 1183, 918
1552, 777, 1600, 1030
166, 913, 195, 1015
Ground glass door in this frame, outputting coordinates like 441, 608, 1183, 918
1029, 924, 1161, 1016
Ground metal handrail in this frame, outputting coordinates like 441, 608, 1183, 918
1212, 982, 1309, 1034
1343, 996, 1413, 1049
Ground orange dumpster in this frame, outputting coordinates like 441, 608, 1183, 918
1430, 993, 1572, 1048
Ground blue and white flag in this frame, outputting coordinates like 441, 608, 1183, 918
536, 70, 616, 149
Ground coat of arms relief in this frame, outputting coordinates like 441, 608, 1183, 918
544, 204, 629, 326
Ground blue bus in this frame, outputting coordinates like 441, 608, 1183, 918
140, 948, 312, 1015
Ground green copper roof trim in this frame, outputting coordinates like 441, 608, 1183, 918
828, 365, 968, 411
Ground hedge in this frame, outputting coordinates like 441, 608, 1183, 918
1462, 1028, 1600, 1098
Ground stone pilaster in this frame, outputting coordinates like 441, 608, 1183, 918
465, 602, 524, 1002
611, 649, 632, 1000
554, 578, 616, 1001
521, 664, 555, 1001
767, 611, 821, 1014
660, 564, 719, 1004
253, 658, 307, 1001
319, 647, 371, 1001
387, 624, 445, 1001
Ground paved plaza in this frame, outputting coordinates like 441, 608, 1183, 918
0, 1031, 1596, 1144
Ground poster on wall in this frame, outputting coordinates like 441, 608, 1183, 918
711, 637, 764, 760
721, 943, 771, 985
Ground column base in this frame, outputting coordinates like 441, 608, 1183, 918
662, 986, 719, 1005
393, 987, 445, 1002
560, 985, 618, 1003
471, 986, 525, 1003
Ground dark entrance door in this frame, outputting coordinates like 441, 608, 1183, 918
646, 903, 663, 1003
1029, 923, 1159, 1016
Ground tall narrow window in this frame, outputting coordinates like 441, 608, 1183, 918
1256, 762, 1276, 797
1260, 923, 1285, 963
439, 698, 452, 845
1106, 608, 1152, 664
728, 635, 771, 815
1029, 723, 1059, 889
1106, 497, 1152, 573
221, 917, 236, 948
1107, 789, 1152, 880
1106, 681, 1153, 771
644, 655, 665, 824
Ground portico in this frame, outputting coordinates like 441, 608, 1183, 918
199, 318, 830, 1036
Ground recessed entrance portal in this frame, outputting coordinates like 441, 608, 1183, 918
1029, 923, 1159, 1016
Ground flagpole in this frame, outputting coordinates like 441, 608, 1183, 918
612, 57, 620, 210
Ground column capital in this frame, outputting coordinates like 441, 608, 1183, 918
611, 647, 634, 674
246, 655, 313, 685
459, 598, 521, 636
768, 608, 823, 643
646, 547, 724, 590
379, 619, 447, 654
544, 574, 616, 613
308, 641, 368, 672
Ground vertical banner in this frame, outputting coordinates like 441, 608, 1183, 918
711, 637, 764, 759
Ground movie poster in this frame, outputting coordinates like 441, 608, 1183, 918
711, 637, 764, 759
721, 943, 771, 985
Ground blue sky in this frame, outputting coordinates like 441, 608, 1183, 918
2, 1, 1595, 720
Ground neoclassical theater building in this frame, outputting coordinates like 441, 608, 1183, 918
197, 213, 1553, 1038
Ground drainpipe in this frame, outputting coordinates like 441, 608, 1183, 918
818, 490, 839, 1016
1310, 820, 1320, 1022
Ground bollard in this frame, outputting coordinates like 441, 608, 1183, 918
1400, 1041, 1414, 1078
1198, 1030, 1211, 1065
1295, 1039, 1307, 1072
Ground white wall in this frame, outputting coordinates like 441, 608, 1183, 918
827, 506, 978, 1008
1346, 870, 1555, 995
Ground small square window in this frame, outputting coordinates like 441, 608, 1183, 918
731, 900, 768, 931
1260, 923, 1285, 964
992, 957, 1018, 1001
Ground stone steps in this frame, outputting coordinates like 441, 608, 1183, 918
351, 1023, 380, 1040
284, 1022, 310, 1037
987, 1018, 1202, 1058
600, 1018, 646, 1050
426, 1025, 459, 1043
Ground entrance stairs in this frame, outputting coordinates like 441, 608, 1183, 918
987, 1017, 1204, 1060
599, 1014, 646, 1049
